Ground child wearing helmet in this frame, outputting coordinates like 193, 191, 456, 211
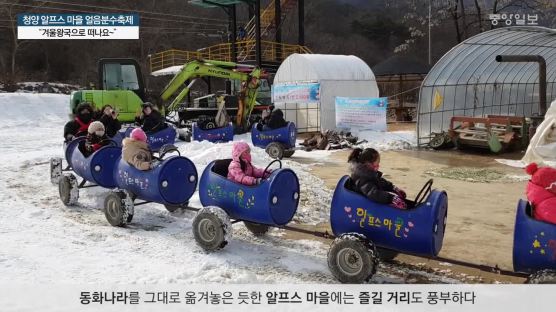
122, 128, 154, 171
348, 147, 407, 209
82, 121, 110, 157
228, 141, 271, 186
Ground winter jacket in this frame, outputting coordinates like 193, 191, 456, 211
349, 162, 396, 204
135, 110, 167, 133
527, 181, 556, 225
227, 142, 268, 186
266, 109, 287, 130
122, 138, 153, 171
82, 132, 109, 157
63, 116, 91, 141
99, 114, 122, 138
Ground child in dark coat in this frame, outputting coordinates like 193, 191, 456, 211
135, 102, 167, 133
348, 147, 407, 209
64, 102, 94, 141
82, 121, 110, 157
98, 104, 122, 137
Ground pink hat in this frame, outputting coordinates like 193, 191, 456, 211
130, 128, 147, 142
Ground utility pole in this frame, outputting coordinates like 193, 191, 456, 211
428, 0, 432, 65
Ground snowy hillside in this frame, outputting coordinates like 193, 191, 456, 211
0, 93, 455, 284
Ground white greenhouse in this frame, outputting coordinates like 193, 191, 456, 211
272, 53, 379, 132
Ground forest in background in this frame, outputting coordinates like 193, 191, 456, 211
1, 0, 555, 92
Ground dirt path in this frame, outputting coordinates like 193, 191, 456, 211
296, 147, 528, 283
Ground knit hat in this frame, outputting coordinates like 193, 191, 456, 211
526, 162, 556, 193
88, 121, 105, 135
130, 128, 147, 142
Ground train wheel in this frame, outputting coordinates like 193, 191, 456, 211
58, 174, 79, 206
50, 157, 63, 185
283, 149, 295, 158
327, 233, 378, 283
265, 142, 284, 159
192, 206, 231, 252
377, 248, 399, 262
243, 221, 270, 236
526, 270, 556, 284
104, 191, 134, 227
164, 201, 188, 213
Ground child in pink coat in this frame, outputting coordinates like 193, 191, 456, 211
228, 142, 271, 186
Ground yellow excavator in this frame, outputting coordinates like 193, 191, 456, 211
159, 59, 264, 131
70, 58, 264, 131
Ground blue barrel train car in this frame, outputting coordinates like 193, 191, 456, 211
513, 199, 556, 283
327, 176, 448, 283
50, 137, 121, 206
112, 124, 177, 152
104, 146, 198, 227
192, 159, 300, 251
251, 122, 297, 159
192, 122, 234, 143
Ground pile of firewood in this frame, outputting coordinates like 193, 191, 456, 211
300, 130, 364, 151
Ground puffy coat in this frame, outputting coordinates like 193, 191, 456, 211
82, 132, 109, 157
64, 103, 94, 140
527, 182, 556, 224
349, 162, 396, 204
266, 109, 287, 129
122, 138, 152, 171
227, 142, 268, 186
135, 110, 167, 133
99, 114, 122, 138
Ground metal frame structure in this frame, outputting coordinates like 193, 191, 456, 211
417, 26, 556, 146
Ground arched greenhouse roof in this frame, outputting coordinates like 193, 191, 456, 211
417, 26, 556, 144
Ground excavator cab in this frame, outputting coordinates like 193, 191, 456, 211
69, 58, 146, 122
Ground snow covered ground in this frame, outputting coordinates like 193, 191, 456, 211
0, 93, 460, 284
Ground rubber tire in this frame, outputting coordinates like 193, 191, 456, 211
192, 208, 229, 252
377, 247, 399, 262
265, 142, 284, 159
429, 134, 447, 150
104, 191, 133, 227
283, 149, 295, 158
50, 157, 63, 185
244, 221, 270, 236
327, 234, 378, 283
58, 174, 78, 206
164, 201, 188, 213
526, 270, 556, 284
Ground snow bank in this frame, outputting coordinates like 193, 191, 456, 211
355, 130, 416, 151
0, 93, 69, 128
151, 65, 183, 76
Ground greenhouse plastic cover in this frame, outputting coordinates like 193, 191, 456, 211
274, 53, 377, 83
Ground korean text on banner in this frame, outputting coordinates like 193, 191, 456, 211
272, 83, 320, 104
335, 97, 388, 131
17, 13, 139, 40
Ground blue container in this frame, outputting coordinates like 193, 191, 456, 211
251, 122, 297, 149
513, 199, 556, 274
112, 125, 177, 152
330, 176, 448, 257
192, 122, 234, 143
64, 137, 121, 188
199, 160, 300, 226
114, 156, 198, 205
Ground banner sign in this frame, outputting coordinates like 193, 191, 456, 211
335, 97, 388, 131
272, 83, 320, 103
17, 13, 139, 39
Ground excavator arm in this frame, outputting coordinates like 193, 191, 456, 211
159, 59, 262, 128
